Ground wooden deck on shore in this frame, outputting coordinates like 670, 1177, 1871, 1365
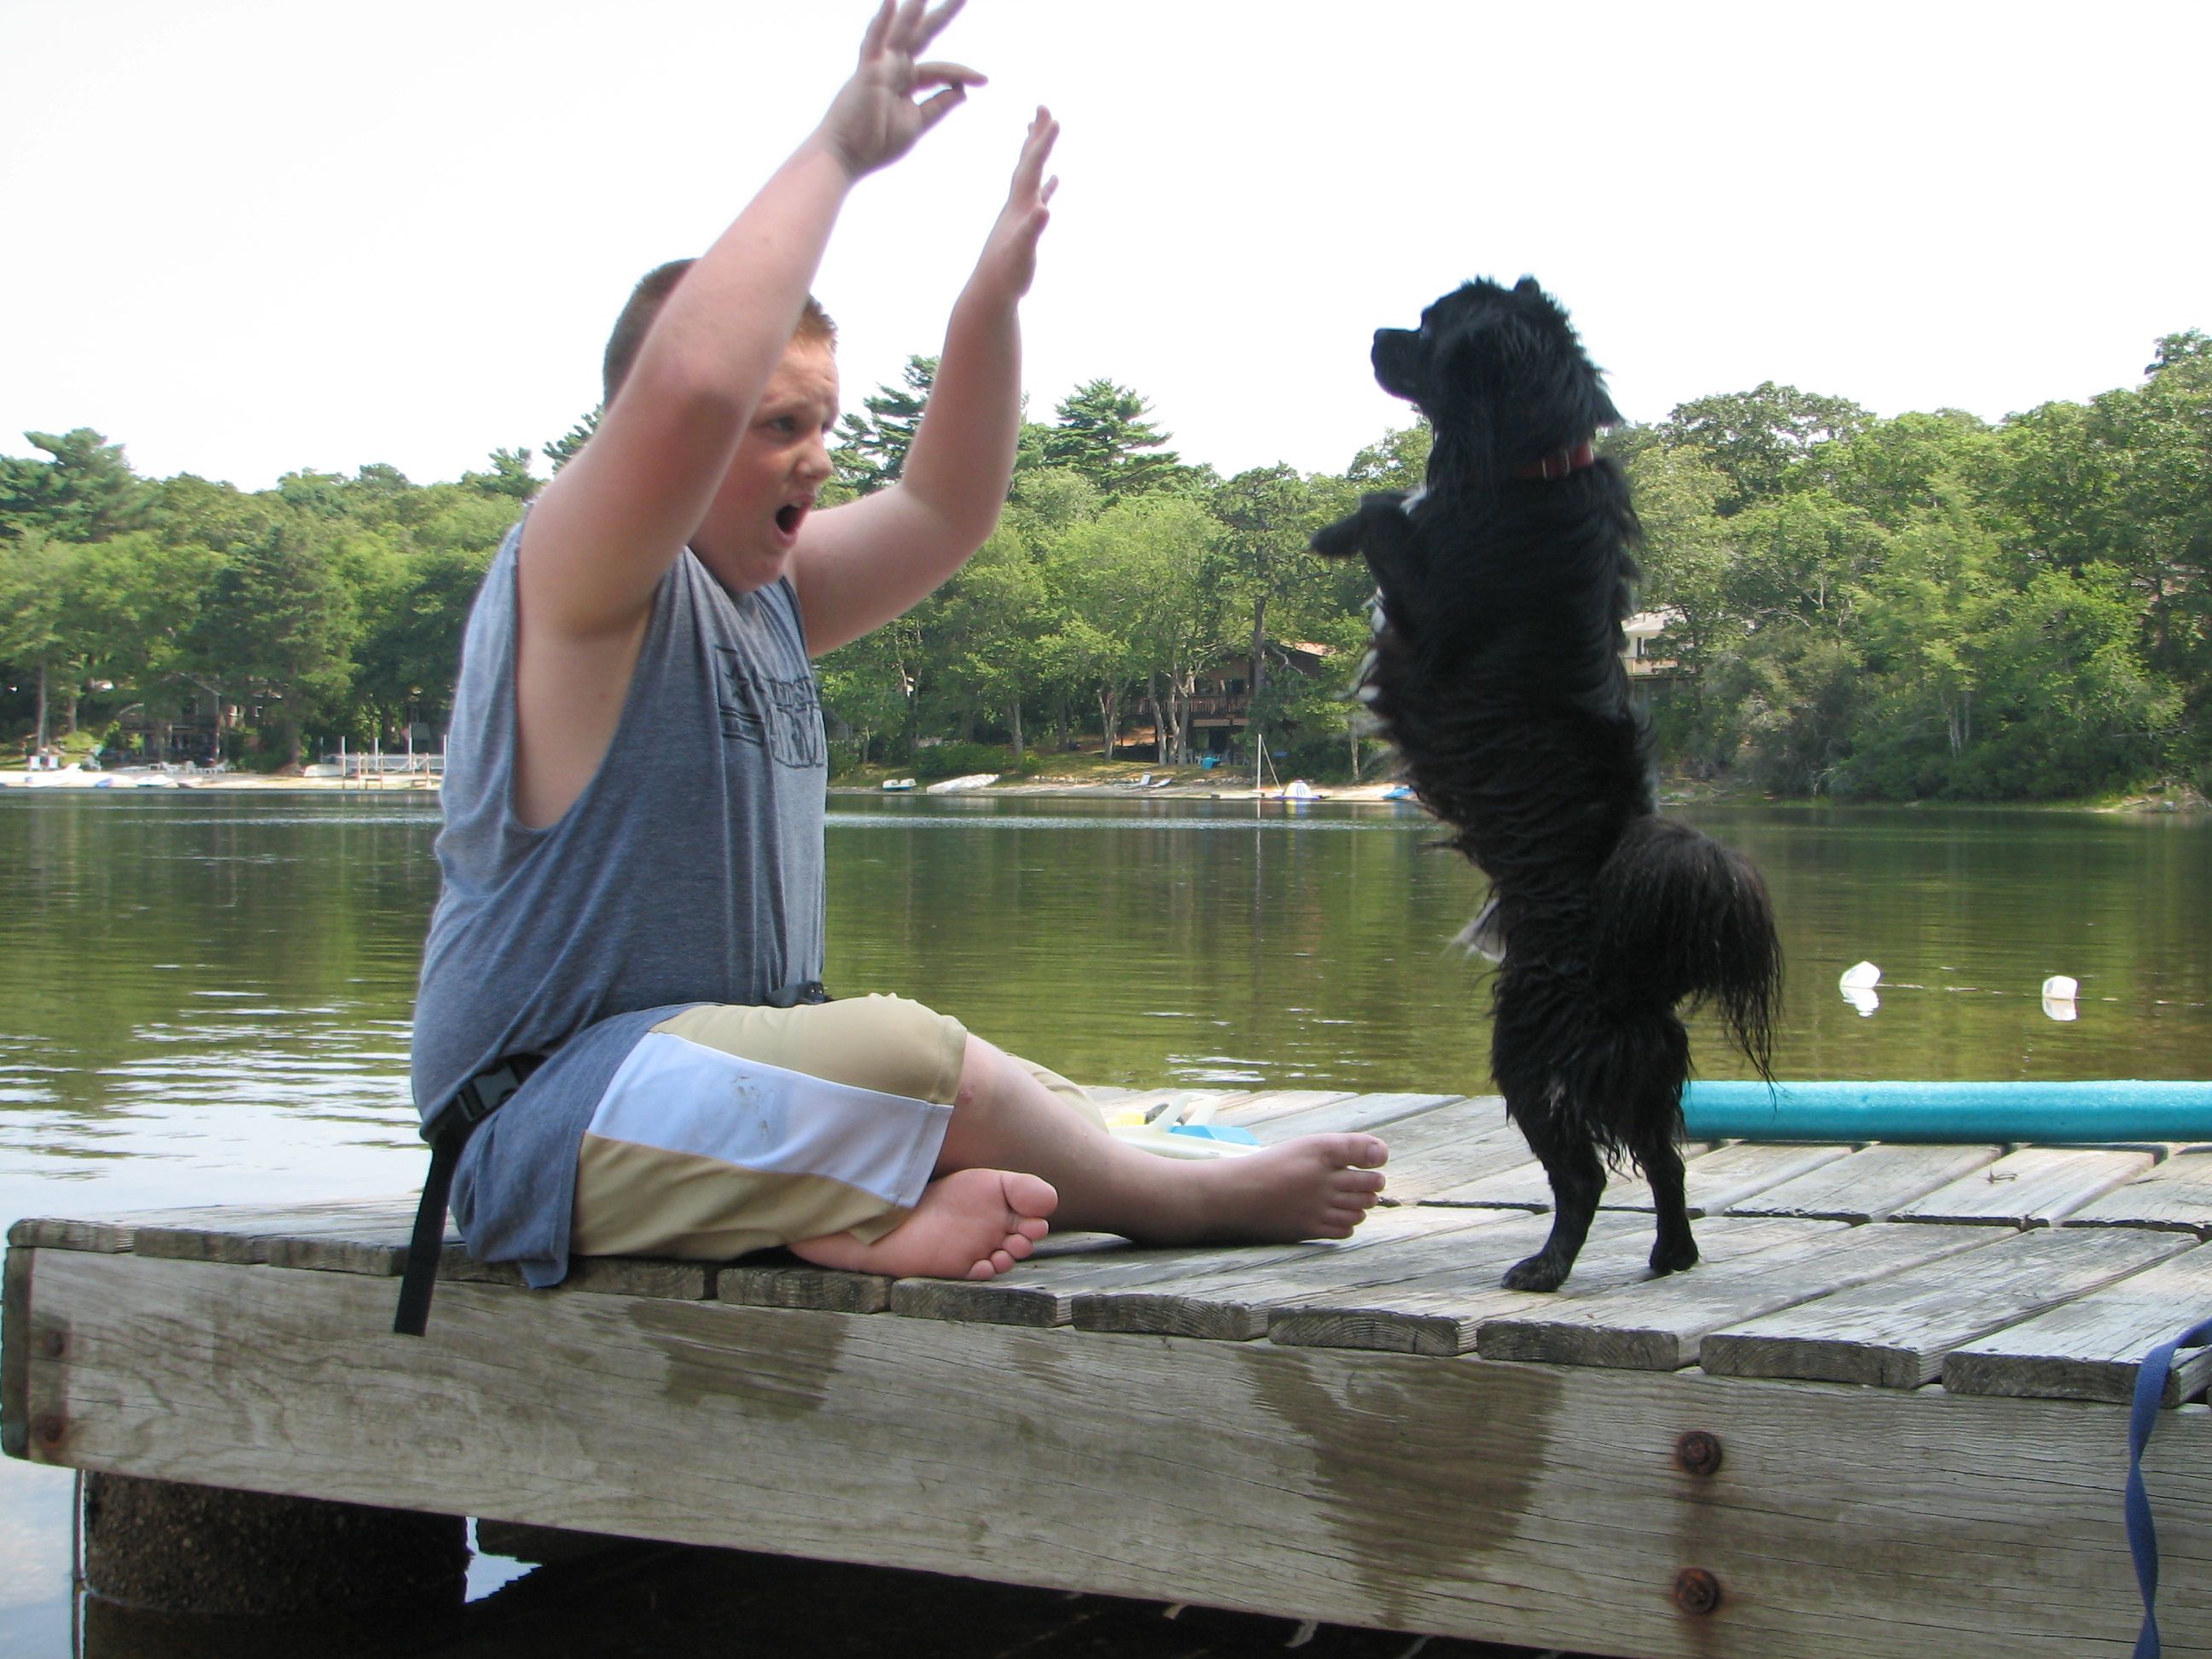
8, 1086, 2212, 1657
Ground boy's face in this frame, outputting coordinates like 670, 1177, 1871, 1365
697, 337, 839, 590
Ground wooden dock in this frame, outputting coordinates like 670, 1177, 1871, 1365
8, 1086, 2212, 1657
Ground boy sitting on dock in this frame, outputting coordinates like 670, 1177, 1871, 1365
408, 0, 1387, 1301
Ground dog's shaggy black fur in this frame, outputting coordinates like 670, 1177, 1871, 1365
1313, 277, 1781, 1291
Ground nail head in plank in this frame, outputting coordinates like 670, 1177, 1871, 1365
1701, 1225, 2197, 1388
1892, 1146, 2160, 1228
1724, 1143, 2006, 1222
1944, 1242, 2212, 1405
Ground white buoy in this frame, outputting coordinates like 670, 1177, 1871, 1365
2041, 975, 2081, 1023
1842, 987, 1881, 1018
1838, 961, 1882, 992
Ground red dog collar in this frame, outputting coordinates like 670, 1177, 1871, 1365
1511, 439, 1597, 480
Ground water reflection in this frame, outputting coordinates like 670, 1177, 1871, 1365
2, 790, 2208, 1656
72, 1537, 1559, 1659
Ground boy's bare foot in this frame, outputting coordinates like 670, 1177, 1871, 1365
791, 1168, 1057, 1281
1159, 1132, 1389, 1244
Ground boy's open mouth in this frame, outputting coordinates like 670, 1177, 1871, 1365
775, 504, 806, 535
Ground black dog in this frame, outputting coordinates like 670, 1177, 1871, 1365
1313, 277, 1780, 1291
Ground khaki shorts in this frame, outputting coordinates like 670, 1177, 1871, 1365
569, 994, 1096, 1261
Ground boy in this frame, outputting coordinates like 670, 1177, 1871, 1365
409, 0, 1388, 1306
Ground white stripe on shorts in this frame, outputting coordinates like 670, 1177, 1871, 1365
585, 1031, 952, 1211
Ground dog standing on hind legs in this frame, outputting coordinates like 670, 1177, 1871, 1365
1312, 276, 1783, 1292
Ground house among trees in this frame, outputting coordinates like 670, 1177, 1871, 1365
1184, 642, 1333, 757
1624, 608, 1685, 680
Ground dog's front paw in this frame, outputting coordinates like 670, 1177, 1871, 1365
1502, 1252, 1570, 1293
1649, 1235, 1699, 1277
1311, 514, 1365, 559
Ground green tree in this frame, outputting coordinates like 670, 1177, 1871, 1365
0, 428, 147, 544
1343, 422, 1431, 492
544, 408, 600, 474
184, 521, 359, 767
459, 446, 539, 500
1043, 381, 1184, 499
1662, 383, 1872, 515
834, 356, 936, 495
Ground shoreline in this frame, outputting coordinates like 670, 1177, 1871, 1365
3, 764, 2198, 814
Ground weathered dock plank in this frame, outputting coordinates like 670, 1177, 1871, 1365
131, 1196, 427, 1275
1476, 1220, 2001, 1371
1360, 1108, 1536, 1205
1942, 1242, 2212, 1405
1699, 1225, 2197, 1388
1263, 1214, 1834, 1359
14, 1246, 2212, 1658
887, 1208, 1458, 1330
1213, 1089, 1358, 1126
715, 1260, 893, 1314
1239, 1091, 1464, 1139
1890, 1145, 2162, 1228
1598, 1141, 1857, 1216
1720, 1142, 2006, 1221
1066, 1208, 1532, 1339
2066, 1149, 2212, 1237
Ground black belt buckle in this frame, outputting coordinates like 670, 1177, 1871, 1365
763, 979, 830, 1009
451, 1057, 535, 1129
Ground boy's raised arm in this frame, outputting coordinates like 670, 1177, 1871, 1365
509, 0, 980, 826
791, 108, 1058, 656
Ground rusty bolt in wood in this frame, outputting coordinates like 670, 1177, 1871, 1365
38, 1329, 66, 1359
1673, 1568, 1723, 1616
32, 1416, 67, 1450
1674, 1429, 1724, 1477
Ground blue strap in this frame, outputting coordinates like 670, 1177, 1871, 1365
2128, 1313, 2212, 1658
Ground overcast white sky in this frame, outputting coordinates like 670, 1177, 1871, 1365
3, 1, 2205, 492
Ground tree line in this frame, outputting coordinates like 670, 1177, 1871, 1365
2, 331, 2204, 799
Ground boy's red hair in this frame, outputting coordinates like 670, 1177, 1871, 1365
601, 259, 836, 405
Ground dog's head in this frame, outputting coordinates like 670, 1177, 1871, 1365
1372, 277, 1621, 483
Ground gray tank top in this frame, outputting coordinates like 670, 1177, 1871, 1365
411, 519, 827, 1284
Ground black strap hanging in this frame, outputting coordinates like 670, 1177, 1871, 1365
393, 1055, 541, 1336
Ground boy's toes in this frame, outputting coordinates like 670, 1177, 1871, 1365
1005, 1172, 1058, 1220
1346, 1134, 1389, 1168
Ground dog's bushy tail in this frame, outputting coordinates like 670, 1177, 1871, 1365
1591, 817, 1781, 1077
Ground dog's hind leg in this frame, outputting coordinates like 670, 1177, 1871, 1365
1639, 1133, 1699, 1277
1501, 1100, 1606, 1292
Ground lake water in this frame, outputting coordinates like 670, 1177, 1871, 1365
2, 789, 2206, 1654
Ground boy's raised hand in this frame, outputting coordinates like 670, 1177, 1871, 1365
818, 0, 985, 179
974, 107, 1060, 300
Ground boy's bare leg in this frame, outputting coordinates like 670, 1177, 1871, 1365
791, 1039, 1388, 1281
935, 1038, 1387, 1243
